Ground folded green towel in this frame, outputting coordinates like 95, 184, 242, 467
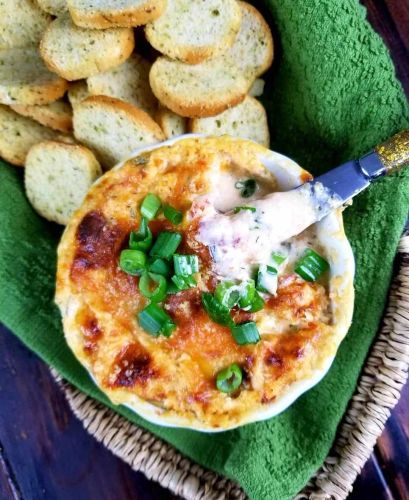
0, 0, 408, 498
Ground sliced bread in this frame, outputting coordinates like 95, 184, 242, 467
0, 0, 51, 49
145, 0, 241, 64
156, 106, 187, 139
189, 96, 270, 147
0, 48, 68, 105
68, 81, 90, 108
11, 100, 73, 133
249, 78, 265, 97
25, 140, 102, 225
40, 15, 135, 81
73, 95, 165, 168
37, 0, 68, 16
87, 54, 157, 116
149, 55, 250, 118
0, 104, 62, 166
67, 0, 166, 29
228, 2, 273, 79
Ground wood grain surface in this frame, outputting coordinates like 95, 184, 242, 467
1, 0, 408, 499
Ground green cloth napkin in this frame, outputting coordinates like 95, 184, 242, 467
1, 0, 408, 498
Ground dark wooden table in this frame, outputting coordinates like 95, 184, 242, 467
1, 1, 409, 499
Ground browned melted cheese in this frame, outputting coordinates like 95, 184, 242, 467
57, 138, 337, 428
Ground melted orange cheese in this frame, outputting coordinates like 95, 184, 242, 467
56, 138, 337, 429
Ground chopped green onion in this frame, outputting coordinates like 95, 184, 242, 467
119, 249, 146, 276
171, 274, 197, 290
166, 282, 180, 295
173, 254, 199, 276
138, 303, 174, 337
248, 291, 265, 312
139, 272, 167, 303
202, 292, 232, 326
216, 364, 243, 393
235, 179, 257, 198
256, 265, 278, 295
271, 252, 287, 266
162, 321, 176, 338
141, 193, 161, 220
148, 258, 171, 277
149, 231, 182, 259
295, 248, 329, 282
233, 206, 256, 214
215, 281, 240, 308
231, 322, 260, 345
237, 280, 256, 309
129, 217, 152, 251
164, 204, 183, 225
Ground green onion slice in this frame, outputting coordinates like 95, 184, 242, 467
237, 280, 256, 309
148, 258, 171, 277
162, 321, 176, 338
164, 205, 183, 225
295, 248, 329, 282
235, 179, 257, 198
202, 292, 232, 326
271, 252, 287, 266
173, 254, 199, 276
256, 264, 278, 295
138, 303, 174, 337
119, 249, 146, 276
215, 281, 240, 308
139, 272, 167, 303
171, 274, 197, 291
248, 291, 265, 312
129, 217, 153, 251
233, 206, 256, 214
216, 364, 243, 393
141, 193, 161, 220
231, 321, 260, 345
149, 231, 182, 259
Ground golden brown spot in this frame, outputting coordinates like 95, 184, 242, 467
110, 343, 155, 388
71, 211, 125, 276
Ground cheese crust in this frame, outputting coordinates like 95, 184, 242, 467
56, 136, 354, 430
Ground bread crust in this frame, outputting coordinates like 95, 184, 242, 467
73, 95, 165, 167
145, 0, 241, 64
25, 140, 102, 225
149, 56, 250, 118
40, 16, 135, 81
0, 105, 60, 166
11, 101, 73, 133
189, 96, 270, 147
67, 0, 166, 29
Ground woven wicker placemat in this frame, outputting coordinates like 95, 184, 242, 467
52, 235, 409, 500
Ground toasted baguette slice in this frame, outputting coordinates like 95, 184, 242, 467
67, 0, 165, 29
25, 141, 102, 225
145, 0, 241, 64
229, 2, 273, 79
87, 54, 157, 116
40, 15, 135, 81
37, 0, 68, 16
0, 0, 51, 49
11, 101, 73, 133
249, 78, 265, 97
189, 96, 269, 147
149, 56, 250, 118
156, 106, 187, 139
0, 48, 68, 106
73, 95, 165, 168
68, 81, 90, 108
0, 105, 63, 166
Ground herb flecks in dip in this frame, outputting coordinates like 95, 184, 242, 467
56, 137, 349, 430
